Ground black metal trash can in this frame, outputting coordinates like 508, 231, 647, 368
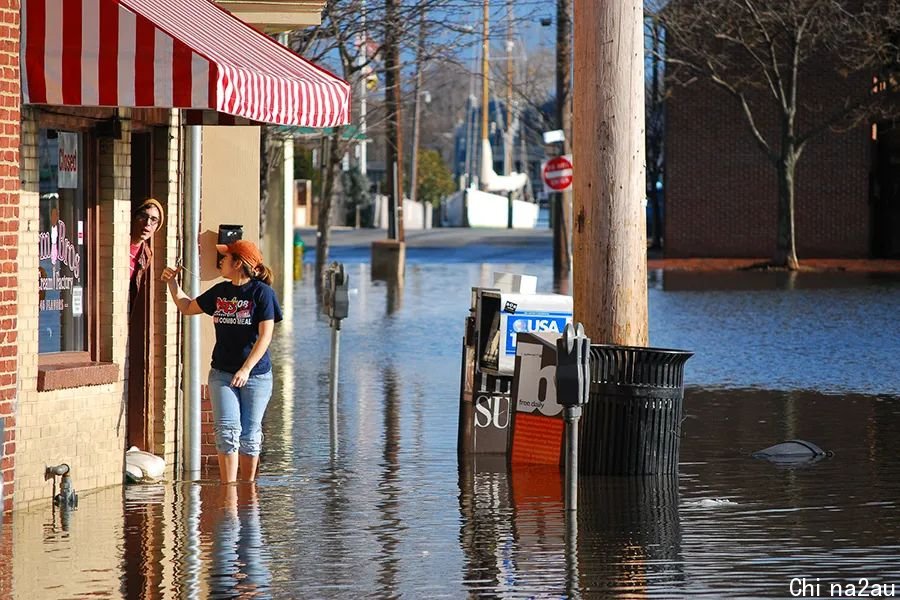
580, 344, 693, 475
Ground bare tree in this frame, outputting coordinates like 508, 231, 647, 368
283, 0, 524, 283
657, 0, 900, 269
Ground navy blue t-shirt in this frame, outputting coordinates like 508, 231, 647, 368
196, 279, 283, 375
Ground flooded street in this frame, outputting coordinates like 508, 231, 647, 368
4, 235, 900, 598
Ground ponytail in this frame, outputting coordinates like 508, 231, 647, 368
256, 263, 274, 286
242, 262, 274, 286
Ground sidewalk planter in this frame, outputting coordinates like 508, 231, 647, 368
581, 344, 693, 475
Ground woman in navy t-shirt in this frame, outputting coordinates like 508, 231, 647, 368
162, 239, 282, 483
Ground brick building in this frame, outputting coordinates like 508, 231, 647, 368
0, 0, 348, 515
0, 0, 20, 515
664, 40, 900, 259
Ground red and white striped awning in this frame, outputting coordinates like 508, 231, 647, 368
21, 0, 351, 127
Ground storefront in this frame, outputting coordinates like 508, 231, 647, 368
37, 128, 88, 355
5, 0, 350, 509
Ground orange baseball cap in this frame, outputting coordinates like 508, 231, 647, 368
215, 239, 263, 269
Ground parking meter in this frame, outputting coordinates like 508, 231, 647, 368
556, 322, 590, 512
322, 261, 349, 322
555, 322, 590, 408
323, 262, 349, 444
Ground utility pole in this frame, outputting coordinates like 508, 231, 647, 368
384, 0, 404, 242
372, 0, 406, 279
554, 0, 573, 289
359, 0, 368, 177
409, 7, 426, 206
480, 0, 490, 181
504, 0, 513, 176
572, 1, 648, 345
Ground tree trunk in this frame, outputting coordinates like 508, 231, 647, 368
553, 0, 572, 288
774, 151, 800, 270
573, 0, 648, 346
315, 132, 342, 287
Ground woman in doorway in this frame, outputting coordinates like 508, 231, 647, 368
128, 198, 164, 453
129, 198, 164, 311
161, 240, 282, 483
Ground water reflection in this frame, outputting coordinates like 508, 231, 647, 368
371, 366, 404, 595
381, 276, 404, 316
122, 484, 166, 599
6, 262, 900, 598
458, 455, 516, 596
199, 482, 271, 598
577, 476, 683, 596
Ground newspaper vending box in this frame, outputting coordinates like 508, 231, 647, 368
458, 277, 572, 457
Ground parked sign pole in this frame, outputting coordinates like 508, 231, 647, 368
556, 322, 590, 511
184, 124, 202, 480
323, 263, 349, 450
328, 320, 341, 448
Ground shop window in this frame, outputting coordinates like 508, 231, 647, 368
38, 129, 88, 353
37, 128, 117, 390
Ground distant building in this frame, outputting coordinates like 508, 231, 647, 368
665, 59, 900, 258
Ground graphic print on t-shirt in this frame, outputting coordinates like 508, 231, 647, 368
214, 296, 254, 326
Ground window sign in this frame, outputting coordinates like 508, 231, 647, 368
38, 130, 88, 354
57, 132, 78, 189
72, 286, 83, 317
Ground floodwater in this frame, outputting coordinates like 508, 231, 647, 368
4, 240, 900, 599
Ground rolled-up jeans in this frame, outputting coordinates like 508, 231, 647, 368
208, 368, 273, 456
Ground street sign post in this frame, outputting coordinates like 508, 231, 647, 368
542, 155, 574, 193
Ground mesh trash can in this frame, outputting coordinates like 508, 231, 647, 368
581, 344, 693, 475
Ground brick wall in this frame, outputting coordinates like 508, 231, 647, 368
152, 112, 183, 473
0, 0, 20, 517
665, 62, 872, 258
13, 109, 130, 508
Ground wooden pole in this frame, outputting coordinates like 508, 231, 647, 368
554, 0, 573, 289
572, 0, 648, 346
481, 0, 490, 147
385, 0, 404, 241
505, 0, 513, 175
410, 8, 426, 206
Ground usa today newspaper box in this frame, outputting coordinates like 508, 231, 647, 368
458, 278, 572, 456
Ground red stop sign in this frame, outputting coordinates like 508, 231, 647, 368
542, 155, 573, 191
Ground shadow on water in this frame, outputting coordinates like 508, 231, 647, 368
6, 260, 900, 598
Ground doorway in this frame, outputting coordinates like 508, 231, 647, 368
128, 130, 156, 452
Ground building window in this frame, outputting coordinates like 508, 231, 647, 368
38, 129, 88, 354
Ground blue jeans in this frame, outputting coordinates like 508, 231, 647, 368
208, 368, 273, 456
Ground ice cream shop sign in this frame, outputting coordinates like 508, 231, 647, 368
38, 219, 81, 291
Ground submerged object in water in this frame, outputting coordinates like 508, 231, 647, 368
752, 439, 831, 466
125, 446, 166, 482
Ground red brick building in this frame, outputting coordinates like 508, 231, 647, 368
664, 47, 900, 259
0, 0, 19, 516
